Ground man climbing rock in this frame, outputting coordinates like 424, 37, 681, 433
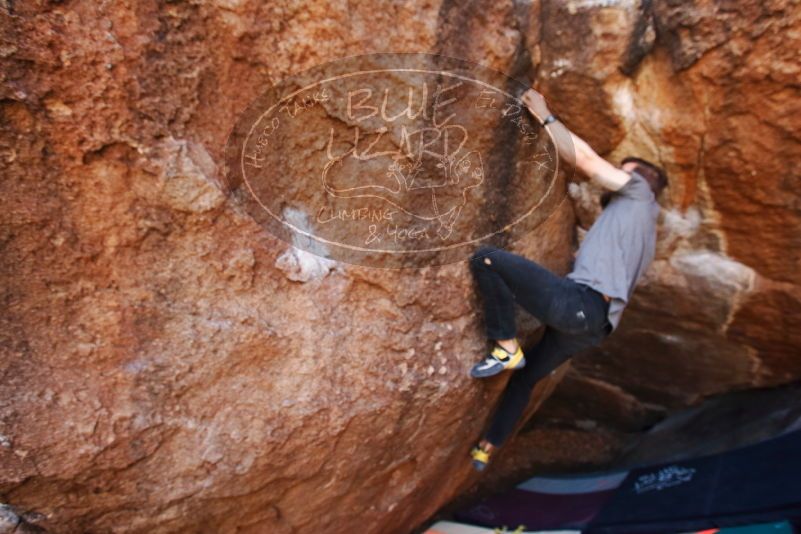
468, 88, 667, 471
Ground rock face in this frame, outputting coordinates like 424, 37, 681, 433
0, 1, 799, 533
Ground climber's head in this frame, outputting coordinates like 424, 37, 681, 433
600, 157, 668, 209
621, 156, 668, 198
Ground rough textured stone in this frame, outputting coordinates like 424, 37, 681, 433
1, 0, 800, 532
0, 1, 568, 533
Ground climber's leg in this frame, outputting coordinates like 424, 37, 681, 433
469, 245, 602, 378
470, 245, 599, 335
483, 327, 599, 447
469, 245, 567, 340
470, 246, 522, 341
471, 328, 586, 470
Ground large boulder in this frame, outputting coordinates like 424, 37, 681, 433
0, 1, 572, 532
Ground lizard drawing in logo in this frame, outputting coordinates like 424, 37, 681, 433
321, 122, 485, 240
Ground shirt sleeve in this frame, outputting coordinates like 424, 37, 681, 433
617, 172, 655, 201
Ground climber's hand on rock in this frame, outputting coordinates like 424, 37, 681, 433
521, 88, 550, 121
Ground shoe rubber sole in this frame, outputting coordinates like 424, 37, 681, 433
469, 353, 526, 379
472, 459, 487, 471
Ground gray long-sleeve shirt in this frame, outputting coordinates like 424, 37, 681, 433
566, 172, 659, 331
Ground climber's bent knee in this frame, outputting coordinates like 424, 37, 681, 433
470, 245, 501, 269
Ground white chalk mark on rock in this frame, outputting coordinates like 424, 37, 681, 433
276, 207, 338, 282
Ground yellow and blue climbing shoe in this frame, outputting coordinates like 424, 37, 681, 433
470, 342, 525, 378
470, 443, 492, 472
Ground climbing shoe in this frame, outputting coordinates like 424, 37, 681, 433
470, 443, 492, 472
470, 343, 525, 378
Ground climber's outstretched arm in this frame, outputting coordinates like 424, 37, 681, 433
521, 88, 631, 192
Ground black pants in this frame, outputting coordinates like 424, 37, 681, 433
470, 245, 612, 446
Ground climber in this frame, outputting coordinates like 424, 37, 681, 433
468, 87, 668, 471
